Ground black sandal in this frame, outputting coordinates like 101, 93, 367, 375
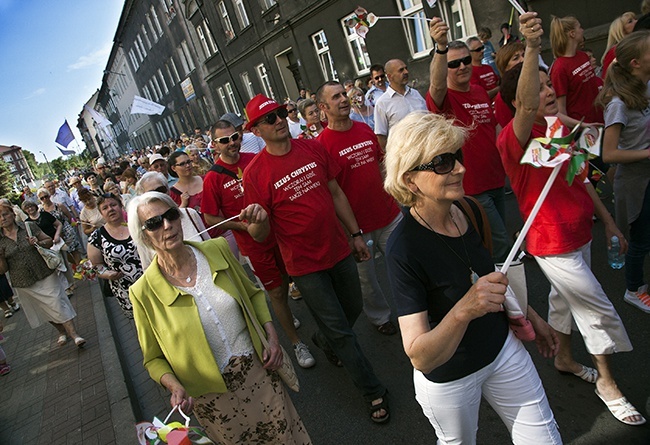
369, 394, 390, 424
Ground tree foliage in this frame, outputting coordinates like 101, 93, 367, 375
0, 160, 14, 196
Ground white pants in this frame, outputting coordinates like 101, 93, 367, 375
414, 331, 562, 445
535, 242, 632, 355
356, 212, 403, 325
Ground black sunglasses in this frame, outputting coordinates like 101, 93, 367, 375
258, 107, 289, 126
174, 159, 193, 168
96, 193, 122, 206
374, 74, 386, 81
215, 132, 240, 145
411, 151, 463, 175
286, 108, 297, 113
152, 186, 168, 194
447, 55, 472, 69
470, 45, 485, 52
141, 207, 181, 232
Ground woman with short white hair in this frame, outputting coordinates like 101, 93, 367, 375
384, 110, 561, 444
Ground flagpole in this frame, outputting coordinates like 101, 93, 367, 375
499, 163, 562, 275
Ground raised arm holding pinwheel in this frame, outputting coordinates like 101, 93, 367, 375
496, 11, 646, 427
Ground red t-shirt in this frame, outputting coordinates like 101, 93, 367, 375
494, 92, 514, 129
318, 121, 400, 233
549, 51, 604, 124
601, 46, 616, 79
242, 139, 351, 276
201, 153, 275, 256
426, 87, 506, 195
496, 121, 594, 256
470, 64, 499, 93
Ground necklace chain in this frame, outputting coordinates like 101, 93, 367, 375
413, 207, 479, 284
161, 249, 196, 284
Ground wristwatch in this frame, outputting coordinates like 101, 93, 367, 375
435, 45, 448, 55
350, 230, 364, 238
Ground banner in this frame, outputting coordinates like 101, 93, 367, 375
130, 95, 166, 115
55, 120, 75, 148
83, 105, 112, 128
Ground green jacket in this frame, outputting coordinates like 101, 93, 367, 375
129, 237, 272, 397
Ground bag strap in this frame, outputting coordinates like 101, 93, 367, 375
209, 163, 240, 181
457, 196, 493, 255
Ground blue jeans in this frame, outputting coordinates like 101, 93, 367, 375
293, 255, 386, 401
472, 187, 511, 263
626, 182, 650, 291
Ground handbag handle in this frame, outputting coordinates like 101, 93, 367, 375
163, 404, 190, 428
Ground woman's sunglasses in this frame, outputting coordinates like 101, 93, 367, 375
141, 207, 181, 232
257, 107, 289, 126
411, 151, 463, 175
174, 159, 193, 168
447, 55, 472, 69
215, 132, 240, 145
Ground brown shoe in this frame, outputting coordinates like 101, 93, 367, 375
376, 321, 397, 336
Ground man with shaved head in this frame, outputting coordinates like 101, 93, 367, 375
373, 58, 427, 150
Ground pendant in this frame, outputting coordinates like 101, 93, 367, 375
185, 276, 191, 283
470, 268, 479, 285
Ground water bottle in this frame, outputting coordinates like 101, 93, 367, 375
608, 236, 625, 269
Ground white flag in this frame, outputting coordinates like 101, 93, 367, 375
83, 105, 112, 128
131, 95, 165, 115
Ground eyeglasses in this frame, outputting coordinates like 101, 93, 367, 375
152, 185, 169, 194
447, 55, 472, 69
257, 107, 289, 126
470, 45, 485, 52
215, 132, 240, 145
286, 108, 297, 113
141, 207, 181, 232
174, 160, 193, 168
38, 195, 50, 200
374, 74, 386, 81
411, 151, 463, 175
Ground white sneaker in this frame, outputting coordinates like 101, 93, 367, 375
624, 284, 650, 313
294, 341, 316, 368
293, 316, 301, 329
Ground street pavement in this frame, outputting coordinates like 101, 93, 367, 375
0, 191, 649, 444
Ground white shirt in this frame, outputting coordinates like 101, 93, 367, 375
374, 85, 427, 137
240, 132, 265, 154
287, 117, 306, 138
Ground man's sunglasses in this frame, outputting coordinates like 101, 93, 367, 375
374, 74, 386, 81
447, 55, 472, 69
141, 207, 181, 232
215, 132, 240, 145
257, 107, 289, 126
411, 151, 463, 175
470, 45, 485, 52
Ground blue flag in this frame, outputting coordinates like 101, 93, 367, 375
57, 146, 76, 156
55, 120, 75, 148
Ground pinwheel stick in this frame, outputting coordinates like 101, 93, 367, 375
499, 163, 562, 275
507, 0, 526, 15
187, 214, 240, 240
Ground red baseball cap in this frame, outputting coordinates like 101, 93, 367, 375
244, 94, 286, 131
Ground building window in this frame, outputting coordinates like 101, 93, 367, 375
178, 40, 195, 75
217, 2, 236, 41
159, 0, 176, 23
137, 34, 147, 58
147, 14, 159, 42
167, 58, 180, 84
152, 76, 163, 99
240, 72, 255, 100
438, 0, 476, 40
150, 6, 164, 37
3, 155, 12, 163
341, 13, 371, 75
256, 64, 275, 99
143, 85, 152, 101
233, 0, 250, 29
133, 38, 144, 62
396, 0, 434, 58
259, 0, 276, 10
197, 20, 218, 58
217, 86, 231, 114
225, 82, 240, 114
311, 30, 338, 81
128, 49, 139, 71
158, 69, 168, 94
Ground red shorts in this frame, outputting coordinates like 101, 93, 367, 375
246, 243, 287, 290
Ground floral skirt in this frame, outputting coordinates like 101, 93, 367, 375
193, 354, 311, 445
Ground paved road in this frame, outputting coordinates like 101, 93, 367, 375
1, 191, 649, 444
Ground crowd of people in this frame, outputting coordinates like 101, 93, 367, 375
1, 3, 649, 443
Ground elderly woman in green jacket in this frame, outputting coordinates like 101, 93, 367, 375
128, 192, 311, 445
